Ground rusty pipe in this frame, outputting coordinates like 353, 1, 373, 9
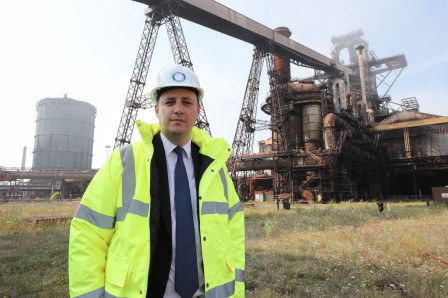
357, 101, 367, 125
323, 113, 346, 150
356, 45, 369, 110
346, 91, 356, 111
274, 27, 292, 83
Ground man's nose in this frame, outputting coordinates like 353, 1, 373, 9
173, 102, 184, 114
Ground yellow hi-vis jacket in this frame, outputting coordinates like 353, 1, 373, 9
69, 121, 245, 297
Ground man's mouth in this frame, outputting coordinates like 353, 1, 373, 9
171, 118, 185, 122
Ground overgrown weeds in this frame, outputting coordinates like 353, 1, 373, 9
0, 227, 70, 297
0, 200, 79, 234
1, 201, 447, 297
245, 201, 448, 297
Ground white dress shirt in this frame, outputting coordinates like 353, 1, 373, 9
160, 133, 205, 298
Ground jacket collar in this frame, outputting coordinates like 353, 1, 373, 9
136, 120, 232, 163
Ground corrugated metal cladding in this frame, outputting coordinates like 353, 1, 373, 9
32, 97, 96, 170
385, 128, 448, 158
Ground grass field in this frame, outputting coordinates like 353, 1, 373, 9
1, 200, 448, 297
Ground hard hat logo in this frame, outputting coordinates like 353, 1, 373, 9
150, 64, 204, 104
172, 72, 186, 82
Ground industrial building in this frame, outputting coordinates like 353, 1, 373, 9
103, 0, 445, 203
33, 95, 96, 170
109, 0, 448, 202
2, 0, 447, 202
0, 95, 97, 199
232, 28, 448, 202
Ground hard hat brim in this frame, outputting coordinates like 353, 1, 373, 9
150, 86, 204, 104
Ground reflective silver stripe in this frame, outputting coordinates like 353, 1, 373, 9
228, 201, 243, 221
128, 199, 149, 217
74, 287, 104, 298
201, 201, 228, 215
74, 204, 115, 230
219, 168, 228, 202
117, 199, 149, 220
116, 206, 126, 222
118, 144, 136, 222
205, 269, 245, 297
206, 279, 235, 298
104, 291, 119, 298
235, 269, 245, 282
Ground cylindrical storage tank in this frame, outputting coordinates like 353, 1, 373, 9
274, 27, 292, 83
32, 96, 97, 170
302, 104, 322, 150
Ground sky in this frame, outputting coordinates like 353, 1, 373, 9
1, 0, 447, 169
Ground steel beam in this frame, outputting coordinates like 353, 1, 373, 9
134, 0, 352, 74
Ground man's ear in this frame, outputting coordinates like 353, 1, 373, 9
155, 104, 159, 117
196, 103, 201, 119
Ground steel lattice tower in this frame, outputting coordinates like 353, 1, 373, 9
114, 3, 211, 148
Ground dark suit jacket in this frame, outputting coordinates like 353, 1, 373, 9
147, 133, 212, 298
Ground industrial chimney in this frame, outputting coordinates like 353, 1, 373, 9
273, 27, 292, 83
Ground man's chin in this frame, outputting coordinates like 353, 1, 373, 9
167, 127, 188, 136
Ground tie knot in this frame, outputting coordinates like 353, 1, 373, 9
174, 146, 184, 158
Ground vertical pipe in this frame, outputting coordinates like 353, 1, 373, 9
321, 90, 328, 117
332, 82, 341, 113
356, 45, 369, 112
273, 27, 292, 83
21, 146, 27, 170
289, 114, 299, 149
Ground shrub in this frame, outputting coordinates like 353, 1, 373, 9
50, 192, 63, 200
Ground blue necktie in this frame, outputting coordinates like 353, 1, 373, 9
174, 147, 198, 298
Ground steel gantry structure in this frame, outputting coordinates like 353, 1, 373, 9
124, 0, 353, 200
114, 1, 211, 148
119, 0, 351, 149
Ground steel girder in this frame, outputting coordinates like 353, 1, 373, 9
114, 4, 211, 148
165, 11, 211, 135
229, 47, 265, 179
114, 12, 162, 147
266, 50, 293, 195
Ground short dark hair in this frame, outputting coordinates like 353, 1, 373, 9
156, 87, 200, 103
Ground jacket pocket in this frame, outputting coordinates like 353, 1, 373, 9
105, 257, 130, 287
225, 253, 234, 273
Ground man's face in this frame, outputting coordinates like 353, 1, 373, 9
155, 88, 200, 144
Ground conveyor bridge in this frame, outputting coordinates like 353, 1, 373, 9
133, 0, 352, 74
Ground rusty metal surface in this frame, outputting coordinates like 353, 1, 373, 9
376, 116, 448, 130
376, 110, 447, 128
432, 187, 448, 205
383, 126, 448, 158
302, 104, 322, 150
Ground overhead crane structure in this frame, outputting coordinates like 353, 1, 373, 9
119, 0, 430, 203
116, 0, 351, 148
115, 0, 355, 199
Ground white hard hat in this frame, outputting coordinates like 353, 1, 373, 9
150, 64, 204, 104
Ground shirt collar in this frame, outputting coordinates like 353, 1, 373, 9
160, 132, 192, 160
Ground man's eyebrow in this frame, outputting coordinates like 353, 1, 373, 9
182, 96, 195, 100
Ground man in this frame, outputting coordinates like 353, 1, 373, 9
69, 65, 245, 298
